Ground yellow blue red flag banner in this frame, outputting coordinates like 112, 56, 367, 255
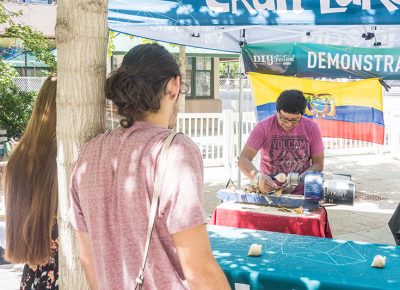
248, 73, 384, 144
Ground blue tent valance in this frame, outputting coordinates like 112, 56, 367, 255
109, 0, 400, 26
108, 1, 400, 52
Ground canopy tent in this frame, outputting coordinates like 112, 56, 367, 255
109, 0, 400, 26
108, 24, 400, 53
107, 0, 400, 185
109, 0, 400, 51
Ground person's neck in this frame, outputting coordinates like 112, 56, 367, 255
142, 112, 169, 128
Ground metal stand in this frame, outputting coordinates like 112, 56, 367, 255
237, 51, 244, 188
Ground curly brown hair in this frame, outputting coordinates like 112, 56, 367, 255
105, 43, 181, 128
276, 89, 307, 115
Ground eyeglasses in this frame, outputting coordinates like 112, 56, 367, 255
278, 111, 302, 124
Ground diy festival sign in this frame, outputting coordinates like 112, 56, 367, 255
242, 42, 400, 79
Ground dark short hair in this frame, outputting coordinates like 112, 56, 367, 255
105, 43, 180, 128
276, 89, 307, 115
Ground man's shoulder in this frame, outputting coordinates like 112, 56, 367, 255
82, 130, 114, 148
261, 114, 276, 123
299, 117, 322, 140
301, 116, 319, 128
76, 129, 123, 162
258, 114, 276, 127
172, 133, 200, 152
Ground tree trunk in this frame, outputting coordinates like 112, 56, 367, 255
178, 45, 186, 112
55, 0, 108, 288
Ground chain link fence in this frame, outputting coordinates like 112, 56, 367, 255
12, 77, 46, 92
219, 77, 255, 113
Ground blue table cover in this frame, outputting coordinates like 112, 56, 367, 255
208, 225, 400, 290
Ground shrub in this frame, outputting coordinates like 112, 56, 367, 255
0, 85, 35, 138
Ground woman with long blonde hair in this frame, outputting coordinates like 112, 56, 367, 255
4, 76, 58, 289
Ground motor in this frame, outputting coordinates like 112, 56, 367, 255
286, 171, 356, 205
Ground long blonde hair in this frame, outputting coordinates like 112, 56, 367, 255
4, 76, 57, 265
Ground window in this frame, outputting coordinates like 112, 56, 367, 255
184, 57, 192, 97
111, 55, 124, 71
195, 71, 211, 97
112, 54, 214, 99
196, 57, 212, 70
187, 56, 213, 99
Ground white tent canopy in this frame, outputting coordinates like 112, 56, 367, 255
108, 24, 400, 53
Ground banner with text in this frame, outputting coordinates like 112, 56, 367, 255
243, 43, 400, 80
249, 73, 384, 144
109, 0, 400, 26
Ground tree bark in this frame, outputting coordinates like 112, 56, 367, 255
178, 45, 186, 112
55, 0, 108, 288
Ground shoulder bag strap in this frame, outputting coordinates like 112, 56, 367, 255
135, 131, 179, 289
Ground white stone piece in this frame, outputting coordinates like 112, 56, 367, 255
247, 244, 262, 256
371, 255, 386, 268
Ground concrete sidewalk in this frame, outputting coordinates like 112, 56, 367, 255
0, 264, 23, 290
1, 153, 399, 289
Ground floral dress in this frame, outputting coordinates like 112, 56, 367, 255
20, 222, 59, 290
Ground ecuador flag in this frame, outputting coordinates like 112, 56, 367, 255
249, 73, 384, 144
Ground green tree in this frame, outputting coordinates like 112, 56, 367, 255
0, 60, 18, 88
4, 24, 56, 71
0, 86, 35, 137
0, 3, 56, 74
219, 61, 239, 78
108, 30, 116, 56
0, 2, 56, 137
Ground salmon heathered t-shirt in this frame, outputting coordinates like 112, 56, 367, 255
246, 114, 324, 194
70, 121, 207, 289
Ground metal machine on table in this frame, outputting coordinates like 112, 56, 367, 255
217, 171, 356, 210
288, 171, 356, 205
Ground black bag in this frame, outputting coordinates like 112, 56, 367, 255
388, 202, 400, 246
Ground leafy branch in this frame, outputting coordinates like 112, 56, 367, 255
0, 2, 56, 73
4, 25, 56, 72
0, 3, 54, 137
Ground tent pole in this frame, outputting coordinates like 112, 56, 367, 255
237, 51, 244, 188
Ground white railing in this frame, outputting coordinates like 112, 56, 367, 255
175, 111, 258, 167
323, 138, 386, 155
176, 113, 224, 166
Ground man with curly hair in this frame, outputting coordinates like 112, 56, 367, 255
70, 44, 230, 290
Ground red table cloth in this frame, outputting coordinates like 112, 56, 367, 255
210, 202, 332, 238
